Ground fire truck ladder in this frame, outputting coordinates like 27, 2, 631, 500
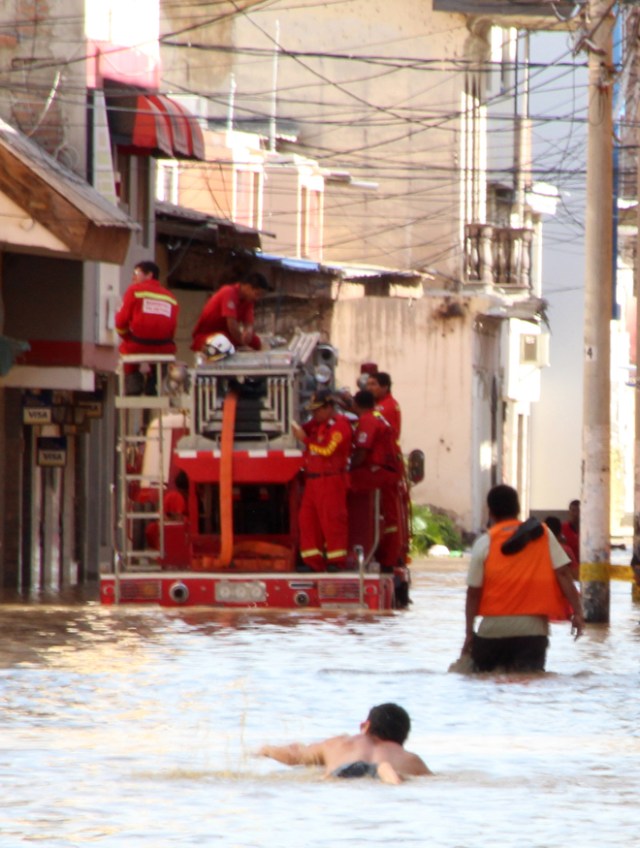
114, 355, 175, 590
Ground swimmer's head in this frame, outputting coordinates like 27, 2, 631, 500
365, 703, 410, 745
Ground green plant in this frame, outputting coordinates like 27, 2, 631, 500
410, 504, 463, 554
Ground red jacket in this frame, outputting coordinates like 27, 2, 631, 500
192, 283, 255, 352
561, 521, 579, 562
116, 279, 178, 352
353, 410, 401, 473
302, 414, 352, 475
375, 393, 401, 442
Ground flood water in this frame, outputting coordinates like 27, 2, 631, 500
1, 558, 638, 847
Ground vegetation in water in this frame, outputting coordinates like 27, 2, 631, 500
410, 504, 463, 554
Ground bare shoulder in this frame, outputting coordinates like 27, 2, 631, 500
404, 751, 432, 776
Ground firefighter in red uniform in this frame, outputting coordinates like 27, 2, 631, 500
366, 370, 410, 570
367, 371, 401, 442
292, 389, 353, 572
191, 272, 271, 354
116, 260, 179, 394
350, 390, 403, 572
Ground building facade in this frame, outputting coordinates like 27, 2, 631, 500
159, 0, 567, 532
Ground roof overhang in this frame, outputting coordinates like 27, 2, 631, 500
0, 120, 135, 264
333, 263, 423, 288
156, 201, 264, 248
155, 201, 265, 290
0, 365, 96, 391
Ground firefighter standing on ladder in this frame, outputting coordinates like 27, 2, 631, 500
292, 389, 353, 572
115, 260, 179, 395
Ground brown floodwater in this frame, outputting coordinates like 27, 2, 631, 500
0, 558, 638, 847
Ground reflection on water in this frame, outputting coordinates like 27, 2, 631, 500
0, 561, 639, 847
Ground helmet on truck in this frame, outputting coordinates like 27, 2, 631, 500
203, 334, 236, 362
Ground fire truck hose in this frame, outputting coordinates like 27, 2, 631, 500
217, 389, 238, 567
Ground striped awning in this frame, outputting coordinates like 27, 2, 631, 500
104, 84, 205, 161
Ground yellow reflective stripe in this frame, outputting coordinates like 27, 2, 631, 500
133, 290, 178, 306
300, 548, 322, 558
579, 562, 611, 582
326, 549, 348, 560
383, 525, 398, 534
580, 563, 635, 582
309, 431, 343, 457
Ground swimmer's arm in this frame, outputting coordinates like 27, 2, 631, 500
258, 741, 325, 767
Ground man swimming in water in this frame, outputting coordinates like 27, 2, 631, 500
257, 703, 431, 784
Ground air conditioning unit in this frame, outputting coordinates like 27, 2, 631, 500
520, 332, 550, 367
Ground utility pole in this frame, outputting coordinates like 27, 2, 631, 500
633, 6, 640, 602
581, 0, 614, 622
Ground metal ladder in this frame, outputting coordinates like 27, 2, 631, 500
114, 355, 175, 578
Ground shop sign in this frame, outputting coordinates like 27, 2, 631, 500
37, 436, 67, 467
75, 389, 104, 419
23, 390, 55, 425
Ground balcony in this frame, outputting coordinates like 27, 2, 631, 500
464, 223, 533, 289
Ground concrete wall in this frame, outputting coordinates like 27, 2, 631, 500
331, 294, 478, 529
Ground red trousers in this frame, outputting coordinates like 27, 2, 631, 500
299, 474, 349, 571
350, 467, 402, 569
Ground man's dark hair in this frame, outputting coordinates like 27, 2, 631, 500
135, 260, 160, 279
242, 271, 271, 291
354, 389, 375, 410
367, 703, 410, 744
487, 484, 520, 521
569, 499, 580, 509
544, 515, 562, 538
174, 470, 189, 493
371, 371, 392, 390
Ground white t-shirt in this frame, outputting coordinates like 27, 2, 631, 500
467, 523, 571, 638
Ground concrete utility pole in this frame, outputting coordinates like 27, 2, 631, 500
581, 0, 614, 622
633, 8, 640, 602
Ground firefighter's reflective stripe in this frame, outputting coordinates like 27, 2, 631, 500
326, 549, 348, 560
133, 290, 178, 306
308, 431, 344, 457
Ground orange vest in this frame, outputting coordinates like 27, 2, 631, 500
478, 521, 571, 621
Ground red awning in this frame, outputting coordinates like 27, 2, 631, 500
104, 84, 205, 161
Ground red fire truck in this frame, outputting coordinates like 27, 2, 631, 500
100, 332, 423, 611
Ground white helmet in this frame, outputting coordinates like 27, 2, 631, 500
203, 334, 236, 362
